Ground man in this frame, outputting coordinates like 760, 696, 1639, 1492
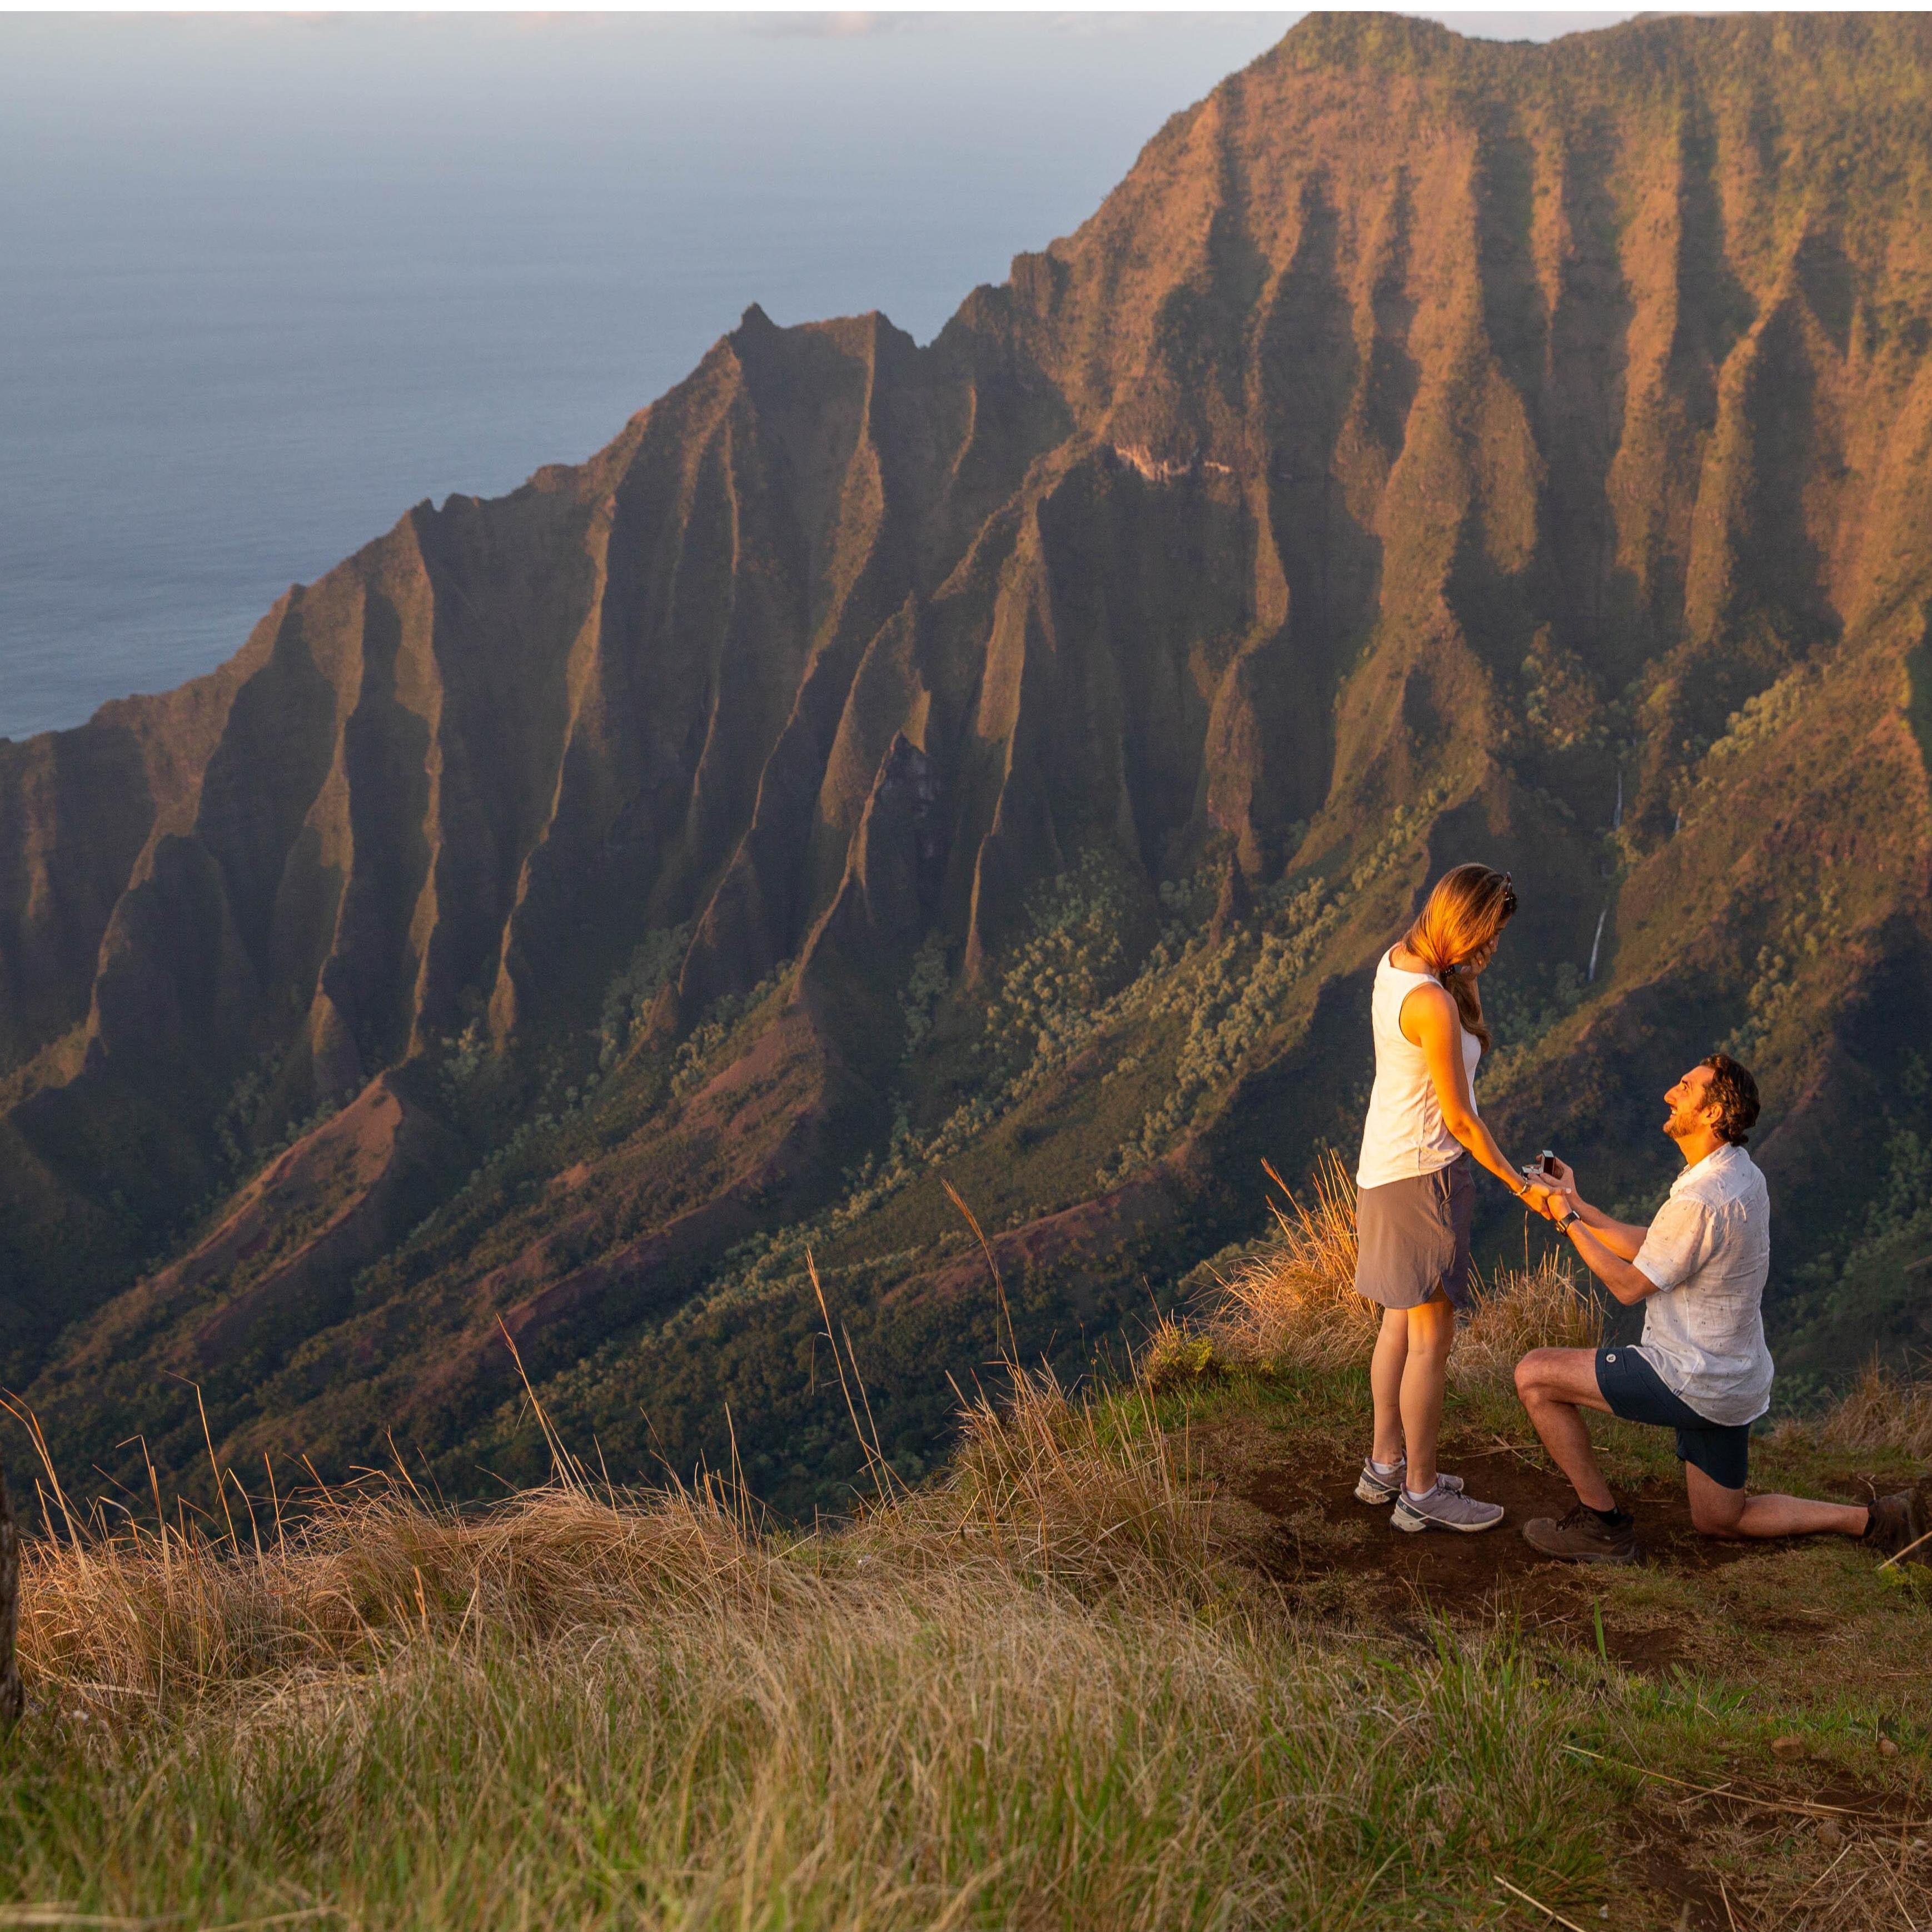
1513, 1053, 1931, 1565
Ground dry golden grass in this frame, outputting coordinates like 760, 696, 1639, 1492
1206, 1148, 1375, 1370
9, 1365, 1222, 1714
1201, 1150, 1600, 1391
17, 1473, 786, 1707
3, 1330, 1929, 1927
1452, 1252, 1603, 1395
867, 1368, 1228, 1600
1809, 1357, 1932, 1460
4, 1372, 780, 1709
0, 1368, 1625, 1931
3, 1236, 1926, 1929
13, 1388, 1211, 1700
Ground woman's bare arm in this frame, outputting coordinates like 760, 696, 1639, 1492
1402, 982, 1541, 1203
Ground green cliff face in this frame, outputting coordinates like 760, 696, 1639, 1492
5, 13, 1931, 1508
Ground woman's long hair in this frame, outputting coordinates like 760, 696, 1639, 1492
1402, 864, 1516, 1053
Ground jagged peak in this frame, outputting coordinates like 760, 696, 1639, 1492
1273, 10, 1462, 70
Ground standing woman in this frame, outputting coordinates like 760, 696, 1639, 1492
1354, 864, 1546, 1532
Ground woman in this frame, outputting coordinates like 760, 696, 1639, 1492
1353, 863, 1547, 1532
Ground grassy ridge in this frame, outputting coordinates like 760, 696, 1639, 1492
3, 1265, 1929, 1929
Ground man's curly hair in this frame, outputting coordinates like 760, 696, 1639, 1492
1699, 1053, 1761, 1146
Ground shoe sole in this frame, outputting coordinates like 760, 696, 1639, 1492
1356, 1472, 1464, 1506
1520, 1530, 1639, 1565
1391, 1502, 1504, 1534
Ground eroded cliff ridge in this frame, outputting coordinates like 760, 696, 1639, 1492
6, 14, 1932, 1505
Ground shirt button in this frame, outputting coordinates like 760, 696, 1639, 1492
1606, 1353, 1616, 1363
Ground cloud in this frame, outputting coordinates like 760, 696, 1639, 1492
745, 12, 924, 39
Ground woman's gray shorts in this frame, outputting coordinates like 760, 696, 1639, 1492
1353, 1156, 1475, 1311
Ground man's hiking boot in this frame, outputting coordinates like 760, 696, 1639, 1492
1863, 1476, 1932, 1566
1391, 1478, 1504, 1533
1355, 1458, 1465, 1506
1522, 1502, 1640, 1565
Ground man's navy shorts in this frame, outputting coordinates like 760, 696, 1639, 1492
1595, 1346, 1751, 1491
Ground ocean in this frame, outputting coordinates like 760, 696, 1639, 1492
1, 14, 1299, 741
1, 13, 1628, 743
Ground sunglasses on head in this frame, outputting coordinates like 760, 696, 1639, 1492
1443, 874, 1515, 977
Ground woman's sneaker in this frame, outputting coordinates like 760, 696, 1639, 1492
1356, 1457, 1465, 1505
1391, 1478, 1504, 1533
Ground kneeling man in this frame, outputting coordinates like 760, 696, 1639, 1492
1514, 1053, 1929, 1564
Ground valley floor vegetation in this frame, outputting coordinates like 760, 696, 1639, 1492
2, 1181, 1929, 1930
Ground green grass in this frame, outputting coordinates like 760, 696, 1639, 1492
3, 1334, 1929, 1929
2, 1605, 1614, 1931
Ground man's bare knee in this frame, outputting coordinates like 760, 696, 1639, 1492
1688, 1483, 1746, 1537
1515, 1350, 1558, 1402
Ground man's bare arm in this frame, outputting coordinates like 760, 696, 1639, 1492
1568, 1200, 1650, 1262
1539, 1160, 1648, 1262
1560, 1211, 1660, 1306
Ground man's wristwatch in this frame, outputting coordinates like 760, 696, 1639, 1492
1555, 1206, 1581, 1233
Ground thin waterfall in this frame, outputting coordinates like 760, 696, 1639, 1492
1594, 771, 1623, 980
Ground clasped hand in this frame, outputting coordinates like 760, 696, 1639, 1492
1518, 1155, 1578, 1224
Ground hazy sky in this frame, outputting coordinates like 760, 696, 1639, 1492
0, 12, 1639, 739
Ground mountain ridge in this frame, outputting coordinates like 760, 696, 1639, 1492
4, 11, 1931, 1508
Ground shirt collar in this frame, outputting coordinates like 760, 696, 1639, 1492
1672, 1141, 1739, 1193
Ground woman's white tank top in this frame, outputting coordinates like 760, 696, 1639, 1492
1356, 949, 1481, 1189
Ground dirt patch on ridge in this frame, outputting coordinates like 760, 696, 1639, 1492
1226, 1441, 1765, 1659
1199, 1422, 1932, 1929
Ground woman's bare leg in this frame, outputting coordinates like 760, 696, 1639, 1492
1400, 1292, 1456, 1491
1369, 1303, 1408, 1467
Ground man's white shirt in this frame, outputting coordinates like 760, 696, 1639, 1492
1629, 1141, 1775, 1426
